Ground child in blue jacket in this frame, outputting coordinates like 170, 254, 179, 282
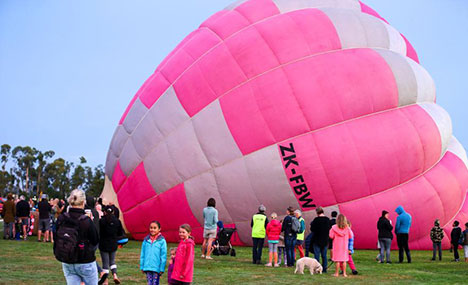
347, 220, 358, 275
140, 221, 167, 285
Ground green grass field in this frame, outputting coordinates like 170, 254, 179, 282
0, 223, 466, 284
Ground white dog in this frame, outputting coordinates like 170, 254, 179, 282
294, 257, 323, 275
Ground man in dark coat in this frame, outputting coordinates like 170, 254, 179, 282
310, 207, 331, 272
2, 193, 16, 239
16, 195, 31, 240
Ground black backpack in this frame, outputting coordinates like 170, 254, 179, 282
54, 213, 88, 263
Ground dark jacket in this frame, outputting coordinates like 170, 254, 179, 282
99, 214, 124, 252
281, 215, 297, 238
38, 200, 51, 220
16, 200, 30, 218
310, 216, 331, 247
451, 226, 462, 245
1, 199, 16, 223
55, 207, 99, 263
110, 205, 120, 219
377, 217, 394, 239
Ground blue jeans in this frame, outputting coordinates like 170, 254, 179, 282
379, 238, 392, 263
285, 236, 296, 267
432, 242, 442, 260
62, 262, 98, 285
304, 233, 313, 257
313, 243, 328, 272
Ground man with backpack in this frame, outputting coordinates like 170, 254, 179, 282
281, 206, 298, 267
54, 189, 99, 284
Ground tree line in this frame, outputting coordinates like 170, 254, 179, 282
0, 144, 104, 199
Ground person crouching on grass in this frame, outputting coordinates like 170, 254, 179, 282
140, 221, 167, 285
329, 214, 352, 277
172, 224, 195, 285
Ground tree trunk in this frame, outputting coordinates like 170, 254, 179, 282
37, 169, 41, 197
25, 167, 29, 194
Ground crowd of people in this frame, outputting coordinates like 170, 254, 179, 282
250, 204, 468, 277
2, 192, 468, 284
1, 192, 66, 241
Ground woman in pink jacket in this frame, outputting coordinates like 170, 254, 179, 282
171, 224, 195, 284
329, 214, 352, 277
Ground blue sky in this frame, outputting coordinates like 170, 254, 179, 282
1, 0, 467, 167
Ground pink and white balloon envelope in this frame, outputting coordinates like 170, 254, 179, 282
104, 0, 468, 249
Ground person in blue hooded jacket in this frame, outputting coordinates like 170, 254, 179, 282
140, 221, 167, 285
395, 205, 412, 263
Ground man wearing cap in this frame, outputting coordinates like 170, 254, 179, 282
251, 205, 269, 264
38, 194, 51, 242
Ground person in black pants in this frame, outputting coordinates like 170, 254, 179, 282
395, 206, 412, 263
251, 205, 268, 264
450, 220, 462, 262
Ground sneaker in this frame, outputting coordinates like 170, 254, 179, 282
265, 263, 272, 267
274, 264, 280, 267
201, 254, 205, 258
205, 256, 213, 260
352, 270, 358, 275
386, 261, 392, 264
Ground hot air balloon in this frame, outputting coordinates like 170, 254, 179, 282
102, 0, 468, 249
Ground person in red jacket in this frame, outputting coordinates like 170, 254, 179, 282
265, 212, 282, 267
171, 224, 195, 284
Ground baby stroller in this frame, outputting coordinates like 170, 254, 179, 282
212, 227, 237, 257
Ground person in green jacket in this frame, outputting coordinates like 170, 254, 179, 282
251, 205, 269, 264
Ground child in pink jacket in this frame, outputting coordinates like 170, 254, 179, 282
329, 214, 352, 277
265, 212, 282, 267
172, 224, 195, 284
